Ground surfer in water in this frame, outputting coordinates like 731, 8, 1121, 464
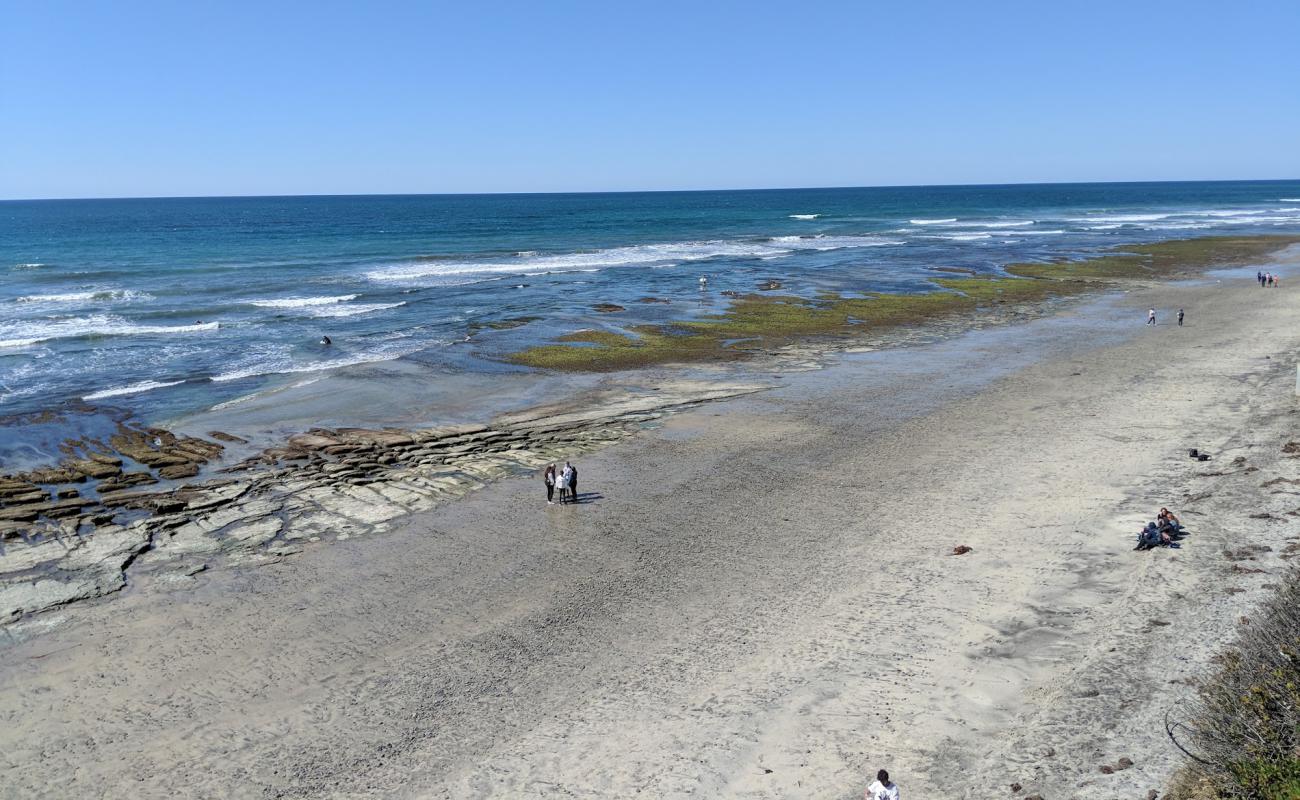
320, 335, 332, 346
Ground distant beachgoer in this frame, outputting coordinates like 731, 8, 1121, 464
866, 769, 900, 800
559, 463, 574, 504
699, 275, 708, 290
1274, 275, 1281, 288
1257, 270, 1264, 286
568, 461, 579, 503
1267, 273, 1274, 287
544, 463, 557, 504
1147, 308, 1156, 326
321, 335, 332, 346
1177, 309, 1184, 327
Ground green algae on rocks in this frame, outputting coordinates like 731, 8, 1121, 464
508, 235, 1300, 372
1007, 235, 1300, 281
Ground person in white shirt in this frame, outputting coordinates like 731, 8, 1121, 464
865, 768, 900, 800
1146, 308, 1156, 325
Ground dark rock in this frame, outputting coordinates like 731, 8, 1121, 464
1098, 765, 1114, 774
1116, 757, 1133, 770
86, 452, 123, 467
952, 544, 973, 555
3, 490, 49, 506
592, 303, 625, 313
1147, 791, 1159, 800
1188, 448, 1199, 458
758, 279, 783, 291
207, 431, 248, 444
66, 459, 121, 479
0, 507, 38, 522
159, 464, 201, 481
1283, 441, 1300, 454
22, 467, 87, 484
636, 296, 670, 304
55, 488, 80, 500
1010, 783, 1022, 793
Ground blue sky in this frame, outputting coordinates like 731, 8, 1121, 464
2, 0, 1297, 199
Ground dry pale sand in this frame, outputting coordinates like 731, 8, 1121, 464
3, 259, 1300, 799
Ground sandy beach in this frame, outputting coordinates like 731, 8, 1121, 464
3, 252, 1300, 798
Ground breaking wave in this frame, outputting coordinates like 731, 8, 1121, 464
246, 294, 358, 308
84, 379, 186, 401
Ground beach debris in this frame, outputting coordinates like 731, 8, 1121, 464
951, 544, 973, 555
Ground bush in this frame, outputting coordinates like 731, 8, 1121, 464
1167, 571, 1300, 798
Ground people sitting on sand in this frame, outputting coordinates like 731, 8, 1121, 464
1158, 507, 1183, 534
865, 769, 900, 800
1135, 508, 1186, 550
544, 463, 557, 504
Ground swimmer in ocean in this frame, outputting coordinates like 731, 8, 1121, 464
321, 335, 332, 346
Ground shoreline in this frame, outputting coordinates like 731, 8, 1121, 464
0, 242, 1299, 796
2, 236, 1296, 628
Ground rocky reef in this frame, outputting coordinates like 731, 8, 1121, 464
0, 381, 766, 624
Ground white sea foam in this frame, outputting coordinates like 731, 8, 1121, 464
16, 289, 151, 304
211, 348, 416, 383
766, 235, 901, 250
1281, 199, 1300, 202
303, 301, 406, 318
789, 214, 820, 220
84, 379, 186, 401
1000, 229, 1066, 236
0, 315, 219, 348
909, 218, 958, 225
1069, 213, 1172, 224
12, 263, 45, 270
366, 240, 802, 283
971, 220, 1035, 228
932, 233, 992, 241
246, 294, 357, 308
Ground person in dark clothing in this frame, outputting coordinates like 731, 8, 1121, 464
1258, 270, 1265, 286
1177, 309, 1184, 326
566, 461, 578, 503
544, 463, 557, 504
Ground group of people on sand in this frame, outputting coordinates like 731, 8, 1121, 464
1134, 507, 1185, 550
543, 461, 580, 504
1257, 270, 1281, 288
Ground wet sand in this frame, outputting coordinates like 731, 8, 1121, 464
3, 259, 1300, 799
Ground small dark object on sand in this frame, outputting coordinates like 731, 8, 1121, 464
952, 544, 973, 555
1188, 448, 1199, 458
1099, 765, 1115, 774
1197, 453, 1211, 461
1010, 782, 1022, 793
1116, 757, 1134, 770
1148, 790, 1159, 800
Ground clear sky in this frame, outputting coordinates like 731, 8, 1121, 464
2, 0, 1297, 199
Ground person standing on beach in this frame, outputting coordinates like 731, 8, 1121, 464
1258, 270, 1264, 286
559, 462, 574, 504
1177, 308, 1184, 327
1147, 308, 1156, 326
566, 461, 578, 503
865, 769, 900, 800
544, 463, 557, 504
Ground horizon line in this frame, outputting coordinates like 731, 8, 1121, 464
4, 176, 1299, 204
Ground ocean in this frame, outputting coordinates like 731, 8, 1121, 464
3, 180, 1299, 447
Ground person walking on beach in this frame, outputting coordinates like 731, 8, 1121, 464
865, 769, 900, 800
1177, 308, 1184, 327
544, 463, 557, 505
565, 460, 578, 504
1146, 308, 1156, 326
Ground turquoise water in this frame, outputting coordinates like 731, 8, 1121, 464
2, 181, 1299, 427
